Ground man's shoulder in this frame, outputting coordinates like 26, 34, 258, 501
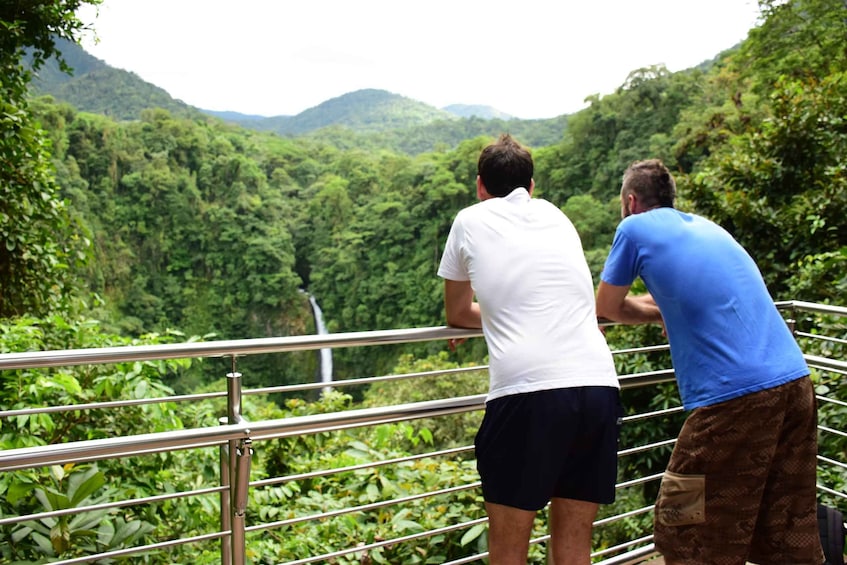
453, 201, 485, 221
530, 197, 561, 210
619, 207, 684, 229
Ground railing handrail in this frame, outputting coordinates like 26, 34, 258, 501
805, 354, 847, 373
0, 326, 483, 370
776, 300, 847, 317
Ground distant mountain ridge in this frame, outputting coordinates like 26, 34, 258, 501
231, 88, 462, 135
28, 38, 202, 120
206, 101, 514, 125
26, 38, 568, 152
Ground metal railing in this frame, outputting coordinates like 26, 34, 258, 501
0, 300, 844, 564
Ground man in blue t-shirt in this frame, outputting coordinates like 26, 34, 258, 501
596, 159, 823, 565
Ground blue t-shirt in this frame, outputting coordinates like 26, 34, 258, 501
601, 207, 809, 410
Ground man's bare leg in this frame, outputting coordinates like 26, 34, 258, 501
547, 498, 599, 565
485, 501, 537, 565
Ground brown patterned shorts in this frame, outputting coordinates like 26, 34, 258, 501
654, 376, 824, 565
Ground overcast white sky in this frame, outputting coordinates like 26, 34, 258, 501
76, 0, 762, 120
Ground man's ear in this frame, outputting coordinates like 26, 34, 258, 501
476, 176, 490, 201
627, 193, 638, 214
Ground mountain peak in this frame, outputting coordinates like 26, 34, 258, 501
280, 88, 458, 134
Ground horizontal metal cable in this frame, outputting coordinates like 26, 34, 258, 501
0, 365, 488, 418
817, 484, 847, 500
617, 472, 665, 490
252, 445, 473, 488
795, 332, 847, 346
819, 425, 847, 439
618, 369, 676, 390
442, 550, 490, 565
0, 391, 225, 418
807, 363, 847, 376
619, 438, 677, 458
818, 395, 847, 408
621, 404, 684, 423
612, 344, 670, 355
245, 364, 490, 397
47, 530, 228, 565
805, 353, 847, 372
247, 481, 481, 533
594, 504, 655, 527
818, 455, 847, 471
595, 542, 658, 565
593, 535, 655, 560
0, 484, 226, 527
279, 517, 489, 565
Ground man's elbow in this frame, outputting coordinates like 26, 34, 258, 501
595, 282, 629, 322
595, 302, 619, 322
445, 311, 468, 328
445, 307, 479, 329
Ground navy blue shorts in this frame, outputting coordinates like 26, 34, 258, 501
475, 386, 621, 511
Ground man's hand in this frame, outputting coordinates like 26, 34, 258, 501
447, 337, 467, 351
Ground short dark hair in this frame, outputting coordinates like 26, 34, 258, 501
621, 159, 676, 208
477, 134, 533, 197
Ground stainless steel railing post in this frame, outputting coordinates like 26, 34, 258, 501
226, 370, 247, 565
219, 417, 232, 565
232, 438, 253, 565
786, 305, 797, 336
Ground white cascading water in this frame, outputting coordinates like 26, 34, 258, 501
308, 295, 333, 395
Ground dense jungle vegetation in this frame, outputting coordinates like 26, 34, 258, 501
2, 0, 847, 562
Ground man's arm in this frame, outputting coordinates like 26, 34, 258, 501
443, 279, 482, 328
596, 281, 663, 325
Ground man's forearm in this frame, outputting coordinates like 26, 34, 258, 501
596, 282, 663, 325
614, 295, 663, 324
444, 279, 482, 329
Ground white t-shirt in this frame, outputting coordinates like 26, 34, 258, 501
438, 188, 619, 402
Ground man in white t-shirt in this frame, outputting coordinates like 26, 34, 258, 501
438, 134, 620, 565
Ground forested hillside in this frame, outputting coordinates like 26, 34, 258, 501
28, 37, 203, 120
2, 0, 847, 562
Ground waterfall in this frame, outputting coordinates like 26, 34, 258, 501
308, 294, 334, 394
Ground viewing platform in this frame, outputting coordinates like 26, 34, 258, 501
0, 300, 844, 564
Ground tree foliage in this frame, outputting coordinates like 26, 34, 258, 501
0, 0, 100, 318
681, 0, 847, 300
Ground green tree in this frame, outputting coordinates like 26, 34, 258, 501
738, 0, 847, 93
0, 0, 100, 318
684, 73, 847, 299
535, 65, 703, 206
680, 0, 847, 299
